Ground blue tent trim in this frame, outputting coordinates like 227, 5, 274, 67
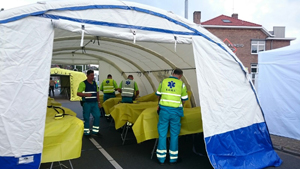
205, 122, 282, 169
0, 153, 41, 169
41, 14, 198, 36
0, 4, 276, 168
0, 4, 247, 75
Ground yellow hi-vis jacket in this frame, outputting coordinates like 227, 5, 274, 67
100, 79, 117, 93
156, 76, 188, 108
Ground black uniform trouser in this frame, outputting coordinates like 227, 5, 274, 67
49, 86, 54, 96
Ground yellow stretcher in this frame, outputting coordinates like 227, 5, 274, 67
136, 92, 158, 102
47, 97, 62, 107
103, 91, 192, 116
102, 96, 122, 115
42, 107, 83, 163
132, 107, 203, 143
110, 102, 158, 129
110, 91, 193, 130
102, 92, 156, 116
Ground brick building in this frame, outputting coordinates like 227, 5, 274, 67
193, 12, 295, 83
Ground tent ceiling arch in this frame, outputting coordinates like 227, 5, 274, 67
52, 52, 128, 79
52, 35, 197, 105
0, 0, 282, 168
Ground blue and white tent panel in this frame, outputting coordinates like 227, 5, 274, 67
193, 36, 282, 168
0, 0, 282, 168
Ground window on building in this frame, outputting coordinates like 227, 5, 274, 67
222, 19, 231, 23
251, 40, 265, 54
251, 63, 258, 85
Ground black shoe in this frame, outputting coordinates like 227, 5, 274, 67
170, 157, 182, 165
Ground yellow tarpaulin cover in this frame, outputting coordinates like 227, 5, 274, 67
101, 94, 121, 114
184, 91, 192, 108
132, 107, 203, 143
46, 107, 77, 117
135, 91, 192, 106
110, 102, 158, 129
47, 97, 62, 107
103, 91, 192, 115
109, 91, 193, 129
50, 68, 86, 101
136, 92, 158, 102
102, 92, 155, 115
42, 107, 83, 163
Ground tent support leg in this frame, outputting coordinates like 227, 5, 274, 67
121, 122, 133, 145
69, 160, 74, 169
151, 138, 158, 159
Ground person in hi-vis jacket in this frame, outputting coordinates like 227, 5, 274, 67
156, 68, 188, 164
118, 75, 139, 103
100, 74, 118, 120
100, 74, 118, 102
77, 70, 101, 136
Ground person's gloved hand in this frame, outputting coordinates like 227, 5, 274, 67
157, 106, 160, 115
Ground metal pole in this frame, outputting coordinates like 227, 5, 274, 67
185, 0, 188, 19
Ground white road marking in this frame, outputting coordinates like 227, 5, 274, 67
89, 137, 123, 169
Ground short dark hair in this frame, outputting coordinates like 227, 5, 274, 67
128, 75, 133, 78
107, 74, 112, 78
173, 68, 183, 75
50, 77, 52, 80
87, 70, 94, 76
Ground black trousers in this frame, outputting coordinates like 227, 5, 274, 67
49, 86, 54, 97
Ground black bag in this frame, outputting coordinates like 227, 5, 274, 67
80, 101, 85, 107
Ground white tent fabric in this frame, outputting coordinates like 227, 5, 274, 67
258, 44, 300, 140
0, 0, 281, 168
0, 16, 54, 167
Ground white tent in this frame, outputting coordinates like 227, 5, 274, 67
0, 0, 281, 168
258, 44, 300, 140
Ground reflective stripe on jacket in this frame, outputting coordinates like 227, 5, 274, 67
121, 79, 135, 97
159, 78, 184, 108
102, 79, 115, 93
83, 80, 98, 102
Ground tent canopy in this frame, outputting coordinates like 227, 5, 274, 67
0, 0, 281, 168
258, 44, 300, 140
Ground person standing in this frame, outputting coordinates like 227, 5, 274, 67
100, 74, 118, 102
118, 75, 139, 103
156, 68, 188, 164
77, 70, 101, 136
100, 74, 118, 120
55, 80, 59, 89
49, 77, 55, 97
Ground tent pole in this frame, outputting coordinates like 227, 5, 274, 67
98, 61, 101, 90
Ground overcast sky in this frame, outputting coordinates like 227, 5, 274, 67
1, 0, 299, 45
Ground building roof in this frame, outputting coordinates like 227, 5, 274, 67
201, 15, 261, 27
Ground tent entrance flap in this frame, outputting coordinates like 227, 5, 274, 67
192, 36, 282, 168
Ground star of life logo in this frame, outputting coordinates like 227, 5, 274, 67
126, 81, 131, 85
168, 81, 175, 88
106, 80, 110, 84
